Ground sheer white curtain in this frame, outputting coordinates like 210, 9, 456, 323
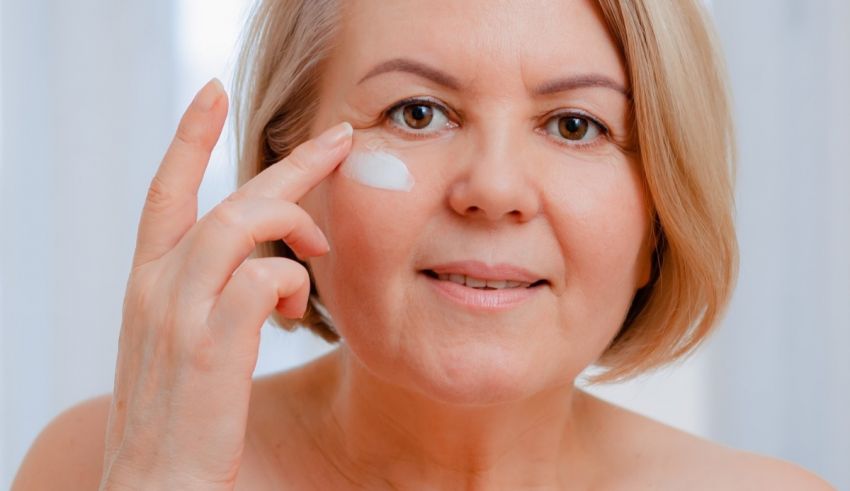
1, 1, 847, 489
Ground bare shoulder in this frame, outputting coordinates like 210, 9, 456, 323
10, 357, 334, 491
11, 393, 112, 491
579, 391, 836, 491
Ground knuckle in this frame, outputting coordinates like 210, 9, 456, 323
294, 265, 310, 288
237, 260, 273, 285
279, 199, 302, 216
282, 259, 309, 287
207, 199, 256, 252
268, 199, 299, 225
173, 121, 205, 152
286, 144, 315, 174
223, 189, 246, 203
145, 174, 178, 211
123, 270, 183, 341
124, 271, 161, 319
209, 199, 244, 230
187, 330, 218, 373
189, 203, 254, 266
277, 201, 305, 230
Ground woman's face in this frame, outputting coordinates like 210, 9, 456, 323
301, 0, 653, 404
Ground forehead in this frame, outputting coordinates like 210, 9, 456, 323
334, 0, 627, 94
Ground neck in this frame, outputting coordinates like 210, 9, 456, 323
309, 346, 600, 490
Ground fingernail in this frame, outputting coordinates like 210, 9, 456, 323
194, 78, 224, 112
316, 121, 353, 149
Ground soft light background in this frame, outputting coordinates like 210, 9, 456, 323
1, 0, 847, 488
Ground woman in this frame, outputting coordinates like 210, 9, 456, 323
12, 0, 835, 489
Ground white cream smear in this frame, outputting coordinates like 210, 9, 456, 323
340, 149, 415, 192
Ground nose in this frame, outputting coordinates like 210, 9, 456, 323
447, 129, 541, 223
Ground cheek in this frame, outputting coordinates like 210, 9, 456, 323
546, 157, 650, 321
305, 160, 433, 329
311, 138, 450, 278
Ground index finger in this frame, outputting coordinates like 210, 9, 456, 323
237, 121, 353, 201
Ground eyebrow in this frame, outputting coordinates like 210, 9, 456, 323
534, 74, 631, 98
358, 57, 462, 90
357, 57, 630, 98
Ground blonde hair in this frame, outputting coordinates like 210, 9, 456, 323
232, 0, 738, 384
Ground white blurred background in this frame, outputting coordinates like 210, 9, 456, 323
1, 0, 848, 488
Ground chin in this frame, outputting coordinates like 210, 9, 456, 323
395, 340, 549, 407
333, 289, 574, 407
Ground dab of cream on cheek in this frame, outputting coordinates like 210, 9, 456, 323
340, 141, 415, 192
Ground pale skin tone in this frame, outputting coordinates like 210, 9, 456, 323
10, 0, 837, 490
287, 0, 651, 488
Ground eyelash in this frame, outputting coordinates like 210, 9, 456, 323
381, 97, 611, 150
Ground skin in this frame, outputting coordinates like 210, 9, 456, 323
285, 0, 653, 488
9, 0, 837, 490
306, 0, 651, 406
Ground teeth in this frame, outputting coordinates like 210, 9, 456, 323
466, 276, 486, 288
435, 273, 531, 289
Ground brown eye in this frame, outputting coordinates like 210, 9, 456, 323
387, 99, 453, 135
402, 104, 433, 129
559, 116, 589, 140
544, 113, 604, 145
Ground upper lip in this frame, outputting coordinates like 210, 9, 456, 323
422, 260, 547, 284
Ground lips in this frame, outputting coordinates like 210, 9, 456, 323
420, 260, 549, 290
420, 260, 547, 311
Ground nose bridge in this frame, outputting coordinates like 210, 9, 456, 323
448, 112, 541, 222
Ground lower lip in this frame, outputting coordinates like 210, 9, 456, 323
421, 273, 540, 312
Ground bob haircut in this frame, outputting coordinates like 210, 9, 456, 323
232, 0, 738, 384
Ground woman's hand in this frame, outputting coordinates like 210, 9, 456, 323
98, 79, 352, 490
